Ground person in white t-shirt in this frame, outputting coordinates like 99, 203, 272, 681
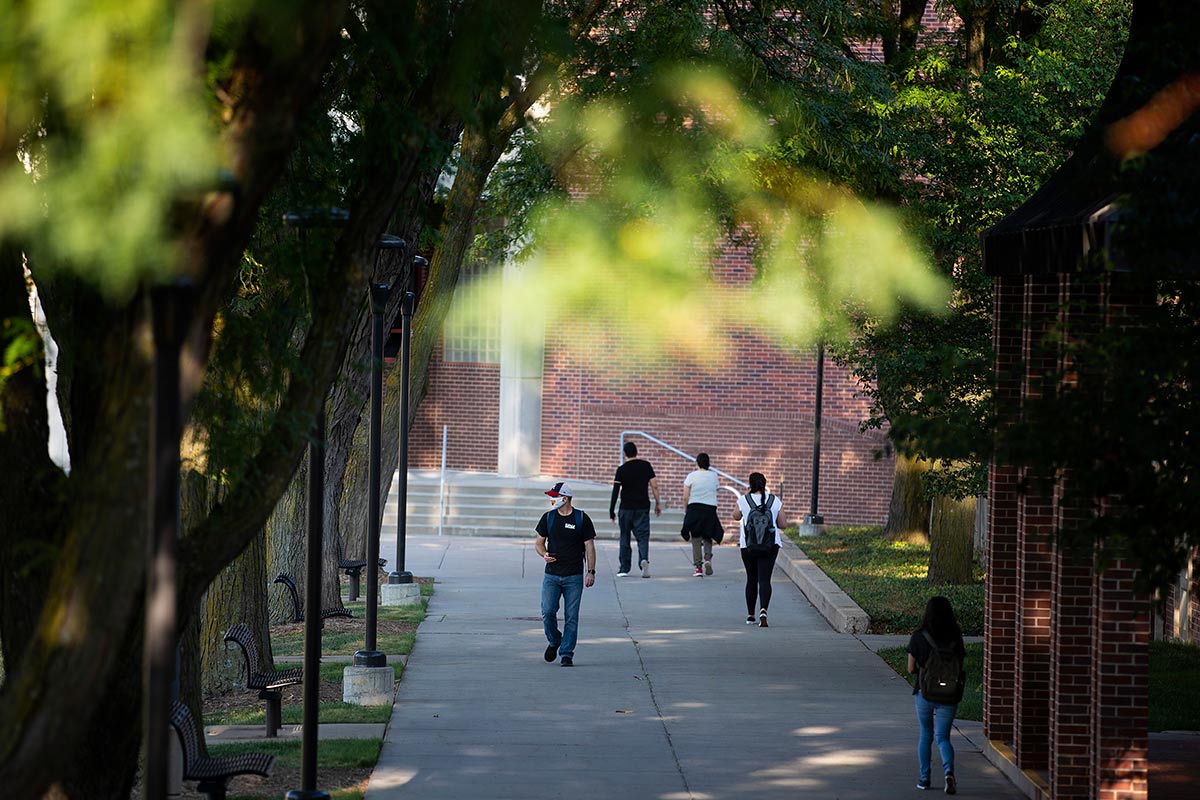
681, 453, 723, 576
734, 472, 782, 627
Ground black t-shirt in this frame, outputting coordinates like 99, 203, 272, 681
611, 459, 656, 511
535, 508, 596, 576
906, 628, 967, 696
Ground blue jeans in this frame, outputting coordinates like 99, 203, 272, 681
541, 573, 584, 659
914, 691, 957, 782
618, 509, 650, 573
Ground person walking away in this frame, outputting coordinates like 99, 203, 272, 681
681, 452, 723, 576
734, 472, 782, 626
609, 441, 661, 578
535, 482, 597, 667
907, 595, 967, 793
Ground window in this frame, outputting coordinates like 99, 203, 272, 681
443, 263, 501, 363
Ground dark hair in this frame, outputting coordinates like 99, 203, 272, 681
919, 596, 962, 644
696, 452, 710, 470
748, 472, 767, 493
623, 441, 637, 457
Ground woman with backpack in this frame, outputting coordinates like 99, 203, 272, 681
907, 595, 967, 794
733, 472, 782, 627
680, 452, 724, 577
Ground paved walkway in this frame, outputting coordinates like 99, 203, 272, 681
366, 534, 1027, 799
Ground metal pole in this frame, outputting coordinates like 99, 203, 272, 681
356, 282, 389, 667
289, 409, 331, 800
283, 209, 342, 800
144, 282, 191, 800
805, 343, 825, 525
389, 291, 415, 584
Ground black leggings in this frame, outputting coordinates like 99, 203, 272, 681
741, 545, 780, 615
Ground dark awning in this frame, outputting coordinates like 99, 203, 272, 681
981, 147, 1125, 277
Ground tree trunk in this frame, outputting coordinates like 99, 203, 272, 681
951, 1, 996, 76
883, 452, 931, 544
200, 531, 272, 693
928, 494, 976, 584
267, 457, 310, 624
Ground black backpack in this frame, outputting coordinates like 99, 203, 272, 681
743, 493, 776, 553
918, 630, 966, 704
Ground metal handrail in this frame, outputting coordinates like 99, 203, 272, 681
619, 430, 749, 490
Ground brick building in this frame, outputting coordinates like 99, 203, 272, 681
980, 4, 1200, 796
405, 2, 986, 521
407, 252, 893, 527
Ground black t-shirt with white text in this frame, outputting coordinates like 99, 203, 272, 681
535, 508, 596, 576
611, 459, 656, 511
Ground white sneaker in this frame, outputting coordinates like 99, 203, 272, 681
616, 572, 629, 577
640, 559, 650, 578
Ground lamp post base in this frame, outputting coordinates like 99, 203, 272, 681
381, 582, 421, 607
798, 513, 826, 537
387, 571, 413, 584
286, 791, 331, 799
343, 660, 394, 706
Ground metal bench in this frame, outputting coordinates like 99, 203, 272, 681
169, 699, 274, 799
222, 622, 303, 737
337, 537, 387, 602
272, 572, 353, 623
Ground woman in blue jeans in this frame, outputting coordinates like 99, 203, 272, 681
907, 596, 966, 794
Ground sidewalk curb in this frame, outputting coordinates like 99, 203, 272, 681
777, 538, 871, 634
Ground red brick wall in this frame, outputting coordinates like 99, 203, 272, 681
539, 325, 891, 527
987, 271, 1152, 800
985, 274, 1022, 743
409, 352, 500, 471
851, 1, 961, 62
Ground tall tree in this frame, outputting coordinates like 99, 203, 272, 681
834, 0, 1130, 562
0, 1, 556, 795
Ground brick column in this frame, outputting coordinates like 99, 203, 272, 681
985, 274, 1023, 743
1092, 561, 1149, 800
1089, 273, 1151, 800
1011, 275, 1057, 770
1048, 274, 1099, 799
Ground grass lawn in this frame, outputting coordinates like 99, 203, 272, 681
272, 595, 428, 657
786, 525, 985, 635
878, 640, 1200, 731
205, 580, 432, 729
1148, 640, 1200, 731
209, 738, 381, 800
204, 664, 403, 726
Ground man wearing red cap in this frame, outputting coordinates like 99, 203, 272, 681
535, 482, 597, 667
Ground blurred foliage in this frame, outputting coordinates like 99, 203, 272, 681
462, 3, 949, 368
0, 0, 223, 297
788, 524, 985, 634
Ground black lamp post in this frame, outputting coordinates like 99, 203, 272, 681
143, 281, 192, 800
388, 275, 419, 585
357, 234, 406, 668
804, 343, 825, 526
283, 207, 347, 800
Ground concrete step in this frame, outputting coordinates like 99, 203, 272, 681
382, 469, 698, 539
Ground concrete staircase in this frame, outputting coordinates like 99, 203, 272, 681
382, 469, 687, 540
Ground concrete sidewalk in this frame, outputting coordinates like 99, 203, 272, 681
367, 535, 1026, 799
